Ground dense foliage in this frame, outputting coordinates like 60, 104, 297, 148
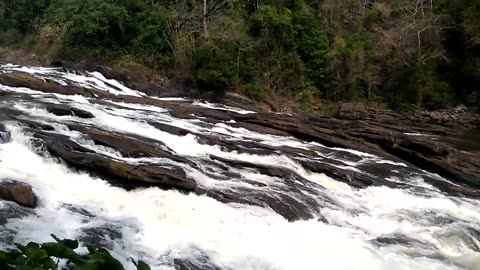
0, 0, 479, 109
0, 234, 150, 270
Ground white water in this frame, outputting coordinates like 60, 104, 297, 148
0, 64, 480, 270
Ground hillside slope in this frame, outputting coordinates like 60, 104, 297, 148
0, 0, 479, 110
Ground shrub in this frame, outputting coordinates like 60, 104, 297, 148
192, 41, 237, 92
424, 81, 454, 109
244, 84, 267, 101
0, 29, 24, 45
47, 0, 127, 48
250, 6, 296, 51
0, 234, 151, 270
292, 13, 330, 92
364, 9, 381, 28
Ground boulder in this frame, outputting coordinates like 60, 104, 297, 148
46, 104, 94, 119
0, 181, 37, 208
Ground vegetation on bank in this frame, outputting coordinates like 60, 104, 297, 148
0, 234, 150, 270
0, 0, 479, 110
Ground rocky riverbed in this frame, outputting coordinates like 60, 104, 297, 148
0, 64, 478, 196
0, 63, 479, 269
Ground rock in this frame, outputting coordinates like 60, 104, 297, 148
338, 102, 367, 120
40, 133, 197, 191
46, 104, 94, 119
0, 72, 96, 97
453, 105, 468, 114
0, 181, 37, 208
79, 127, 197, 167
0, 124, 10, 143
0, 131, 10, 143
149, 122, 190, 136
2, 61, 479, 199
231, 109, 480, 194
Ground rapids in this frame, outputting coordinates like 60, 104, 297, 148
0, 64, 479, 270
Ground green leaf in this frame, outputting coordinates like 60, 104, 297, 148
26, 242, 41, 249
86, 245, 96, 254
39, 257, 57, 270
15, 243, 27, 253
82, 247, 124, 270
136, 261, 151, 270
15, 265, 44, 270
24, 246, 49, 261
0, 249, 21, 262
14, 254, 27, 265
70, 262, 101, 270
42, 242, 81, 262
51, 234, 79, 249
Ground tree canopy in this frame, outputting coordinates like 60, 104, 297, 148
0, 0, 479, 110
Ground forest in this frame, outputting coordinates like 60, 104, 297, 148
0, 0, 479, 110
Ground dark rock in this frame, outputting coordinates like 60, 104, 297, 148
41, 133, 197, 191
0, 124, 10, 143
196, 188, 316, 221
18, 119, 55, 131
232, 122, 290, 137
0, 72, 96, 97
46, 104, 94, 119
80, 226, 123, 250
57, 61, 192, 98
173, 253, 221, 270
210, 155, 294, 178
372, 235, 425, 247
149, 122, 190, 136
0, 180, 37, 208
229, 109, 480, 195
76, 127, 198, 168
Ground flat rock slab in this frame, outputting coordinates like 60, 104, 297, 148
46, 104, 94, 119
40, 133, 197, 191
0, 180, 37, 208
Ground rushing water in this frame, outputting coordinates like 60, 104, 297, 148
0, 64, 480, 270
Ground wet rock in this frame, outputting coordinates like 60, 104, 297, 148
41, 133, 197, 191
57, 61, 190, 98
0, 72, 96, 97
0, 180, 37, 208
0, 124, 10, 143
210, 155, 294, 178
149, 122, 190, 136
299, 159, 396, 189
172, 251, 221, 270
232, 122, 290, 136
46, 104, 94, 119
231, 110, 480, 195
198, 188, 316, 221
80, 226, 123, 250
372, 235, 425, 247
76, 127, 198, 168
18, 119, 55, 131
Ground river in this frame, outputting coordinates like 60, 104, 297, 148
0, 64, 479, 270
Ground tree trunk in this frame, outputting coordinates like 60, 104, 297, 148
203, 0, 209, 38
